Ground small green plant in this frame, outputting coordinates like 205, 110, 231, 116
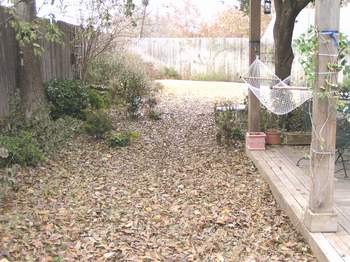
231, 128, 244, 140
107, 131, 140, 148
83, 110, 112, 139
1, 164, 19, 184
0, 164, 21, 201
0, 131, 44, 167
107, 132, 130, 147
45, 79, 90, 120
215, 106, 247, 145
148, 110, 162, 120
216, 111, 234, 144
342, 75, 350, 90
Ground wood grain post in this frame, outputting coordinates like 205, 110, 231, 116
304, 0, 340, 233
248, 0, 261, 132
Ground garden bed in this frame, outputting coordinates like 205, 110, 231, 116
283, 132, 312, 145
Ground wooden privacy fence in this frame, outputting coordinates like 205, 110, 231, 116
0, 7, 79, 119
129, 37, 307, 83
40, 21, 77, 82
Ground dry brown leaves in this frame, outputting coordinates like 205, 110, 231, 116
0, 88, 316, 261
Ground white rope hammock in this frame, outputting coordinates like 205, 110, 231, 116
241, 58, 313, 115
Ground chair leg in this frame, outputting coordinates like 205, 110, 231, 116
339, 153, 348, 178
335, 150, 342, 163
296, 157, 306, 167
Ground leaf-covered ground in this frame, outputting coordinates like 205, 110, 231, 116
0, 83, 316, 261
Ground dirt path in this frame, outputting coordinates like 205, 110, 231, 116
0, 82, 315, 261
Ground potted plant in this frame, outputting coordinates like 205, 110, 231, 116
266, 129, 281, 145
261, 108, 281, 145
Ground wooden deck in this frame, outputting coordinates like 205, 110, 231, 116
247, 146, 350, 262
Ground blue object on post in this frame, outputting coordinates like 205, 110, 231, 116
320, 30, 339, 47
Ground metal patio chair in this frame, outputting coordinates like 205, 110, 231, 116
296, 101, 350, 178
335, 105, 350, 178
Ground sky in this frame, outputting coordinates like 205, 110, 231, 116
34, 0, 238, 24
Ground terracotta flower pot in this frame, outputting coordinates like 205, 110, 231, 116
266, 130, 281, 145
246, 132, 266, 150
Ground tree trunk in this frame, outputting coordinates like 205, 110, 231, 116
273, 0, 311, 80
139, 3, 148, 38
0, 7, 17, 122
273, 0, 311, 131
16, 0, 46, 121
274, 12, 297, 80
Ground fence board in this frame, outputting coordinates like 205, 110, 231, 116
129, 37, 308, 83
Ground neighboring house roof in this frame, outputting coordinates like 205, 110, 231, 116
261, 5, 350, 44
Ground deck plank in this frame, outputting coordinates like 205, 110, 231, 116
247, 148, 347, 262
262, 149, 349, 261
268, 147, 350, 254
271, 147, 350, 235
326, 232, 350, 260
262, 149, 308, 209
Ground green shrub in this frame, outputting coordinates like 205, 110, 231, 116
113, 63, 151, 118
160, 67, 180, 79
294, 26, 350, 87
87, 54, 156, 118
85, 56, 124, 86
191, 72, 229, 82
260, 106, 280, 132
293, 27, 317, 87
341, 74, 350, 92
27, 116, 82, 155
259, 103, 311, 132
214, 105, 247, 145
107, 131, 140, 148
45, 79, 90, 120
0, 131, 44, 167
88, 88, 112, 109
231, 128, 244, 140
83, 110, 112, 139
148, 110, 162, 120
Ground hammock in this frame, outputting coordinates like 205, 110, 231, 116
241, 58, 313, 115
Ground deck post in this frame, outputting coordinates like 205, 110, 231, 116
248, 0, 261, 132
304, 0, 340, 233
